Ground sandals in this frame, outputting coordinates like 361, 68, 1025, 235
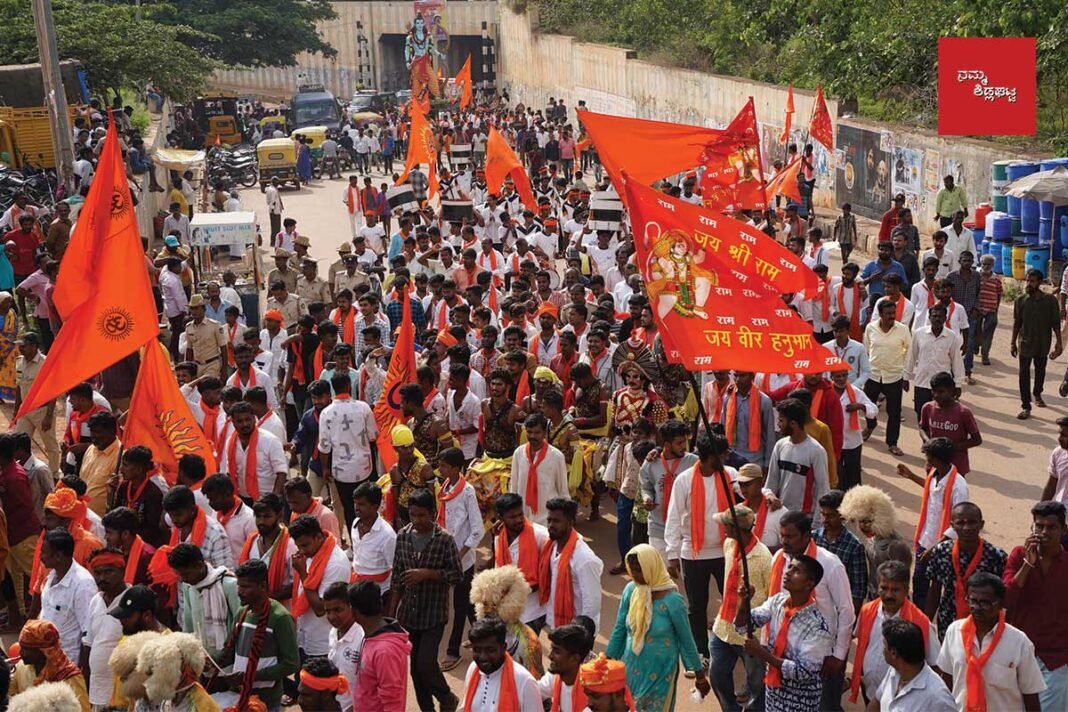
440, 655, 463, 672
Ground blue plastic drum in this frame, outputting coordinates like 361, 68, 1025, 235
1026, 244, 1051, 279
989, 213, 1012, 241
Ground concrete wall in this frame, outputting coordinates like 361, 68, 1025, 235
135, 101, 171, 245
498, 6, 1050, 228
212, 1, 497, 101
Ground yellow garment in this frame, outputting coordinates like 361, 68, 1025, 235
10, 666, 90, 712
805, 418, 838, 488
624, 544, 678, 655
467, 455, 512, 526
80, 439, 121, 515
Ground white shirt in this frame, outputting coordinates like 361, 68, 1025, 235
329, 622, 365, 712
769, 545, 856, 659
836, 385, 878, 451
587, 243, 617, 276
916, 469, 969, 549
665, 465, 738, 560
244, 530, 298, 593
83, 588, 128, 705
41, 561, 97, 663
508, 443, 570, 526
937, 618, 1047, 712
319, 396, 378, 483
537, 672, 580, 711
921, 248, 957, 280
220, 428, 288, 498
260, 328, 287, 378
257, 409, 287, 444
160, 269, 188, 317
860, 604, 941, 699
502, 522, 550, 624
220, 286, 244, 316
876, 664, 957, 712
439, 478, 484, 571
350, 515, 397, 593
227, 367, 280, 410
265, 185, 282, 214
447, 389, 482, 459
462, 660, 543, 712
943, 227, 974, 272
546, 535, 604, 630
754, 496, 787, 551
903, 326, 965, 388
296, 544, 353, 656
217, 501, 258, 564
358, 224, 386, 255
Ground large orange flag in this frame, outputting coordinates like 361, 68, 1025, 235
809, 85, 834, 149
485, 126, 537, 210
765, 156, 804, 204
455, 55, 473, 109
17, 120, 158, 418
697, 97, 769, 213
374, 284, 418, 470
395, 102, 439, 201
622, 173, 843, 375
123, 340, 218, 485
779, 83, 794, 144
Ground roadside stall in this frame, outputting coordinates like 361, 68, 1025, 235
189, 211, 263, 327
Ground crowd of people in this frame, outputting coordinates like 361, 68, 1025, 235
0, 90, 1064, 712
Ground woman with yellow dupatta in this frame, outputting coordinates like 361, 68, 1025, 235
606, 544, 709, 711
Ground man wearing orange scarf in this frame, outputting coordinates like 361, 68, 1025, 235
539, 623, 593, 711
735, 555, 832, 712
830, 369, 876, 491
9, 619, 91, 709
538, 498, 603, 632
664, 432, 737, 656
290, 514, 351, 660
30, 487, 102, 605
721, 371, 776, 470
509, 413, 569, 526
239, 493, 298, 603
936, 571, 1045, 712
494, 493, 550, 629
461, 617, 542, 711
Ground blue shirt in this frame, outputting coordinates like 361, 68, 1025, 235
205, 299, 235, 324
388, 232, 405, 261
290, 406, 322, 475
860, 259, 907, 297
384, 296, 426, 334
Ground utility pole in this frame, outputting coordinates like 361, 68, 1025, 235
31, 0, 75, 192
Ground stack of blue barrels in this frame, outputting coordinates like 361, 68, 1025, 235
996, 158, 1068, 280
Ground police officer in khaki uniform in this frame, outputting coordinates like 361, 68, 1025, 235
184, 294, 227, 378
328, 242, 353, 290
288, 233, 313, 270
12, 332, 60, 473
266, 280, 304, 334
266, 247, 298, 293
295, 258, 331, 312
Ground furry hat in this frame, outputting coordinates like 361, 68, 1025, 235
137, 632, 209, 703
840, 485, 897, 538
9, 681, 83, 712
108, 631, 162, 702
470, 565, 531, 624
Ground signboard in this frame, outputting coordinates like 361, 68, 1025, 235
189, 212, 257, 247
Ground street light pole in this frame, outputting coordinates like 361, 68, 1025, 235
30, 0, 75, 192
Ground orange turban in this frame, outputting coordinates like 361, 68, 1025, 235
436, 330, 459, 348
299, 669, 350, 693
263, 309, 285, 325
536, 302, 559, 319
19, 619, 82, 684
44, 487, 84, 522
20, 619, 61, 649
579, 654, 635, 709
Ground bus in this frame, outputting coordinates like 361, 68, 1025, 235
290, 84, 342, 132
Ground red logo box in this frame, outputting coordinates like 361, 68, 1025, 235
938, 37, 1036, 136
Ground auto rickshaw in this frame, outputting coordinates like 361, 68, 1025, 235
257, 137, 300, 190
258, 114, 288, 137
194, 93, 243, 146
294, 126, 329, 178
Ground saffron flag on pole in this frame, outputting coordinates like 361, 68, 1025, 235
395, 102, 439, 201
809, 84, 834, 149
17, 119, 158, 418
779, 83, 794, 144
374, 283, 418, 470
485, 126, 537, 211
697, 97, 769, 213
123, 340, 218, 485
455, 54, 473, 109
622, 173, 843, 374
765, 156, 804, 205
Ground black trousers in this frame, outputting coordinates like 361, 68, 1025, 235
334, 479, 360, 533
1020, 354, 1048, 410
446, 566, 475, 656
680, 556, 725, 655
863, 379, 903, 447
168, 313, 187, 361
409, 624, 454, 710
269, 211, 282, 239
913, 386, 933, 419
838, 445, 863, 490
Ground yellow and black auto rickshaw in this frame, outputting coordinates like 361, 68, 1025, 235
257, 137, 299, 190
194, 93, 244, 146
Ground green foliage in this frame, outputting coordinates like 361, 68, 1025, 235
0, 0, 216, 102
535, 0, 1068, 150
151, 0, 338, 68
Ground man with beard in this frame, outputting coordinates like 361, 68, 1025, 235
461, 616, 542, 711
237, 492, 297, 603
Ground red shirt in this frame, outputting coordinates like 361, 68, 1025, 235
919, 401, 979, 474
1004, 546, 1068, 669
0, 461, 41, 543
5, 229, 40, 275
878, 208, 901, 243
769, 378, 844, 456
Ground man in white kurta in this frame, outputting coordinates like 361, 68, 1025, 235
462, 618, 543, 712
508, 416, 569, 527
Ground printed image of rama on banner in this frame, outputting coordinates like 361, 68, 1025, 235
622, 176, 844, 375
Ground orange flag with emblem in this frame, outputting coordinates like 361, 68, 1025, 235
123, 340, 218, 485
396, 102, 439, 201
17, 118, 158, 418
809, 84, 834, 149
374, 283, 418, 470
765, 156, 804, 204
455, 55, 473, 109
485, 126, 537, 210
779, 83, 794, 144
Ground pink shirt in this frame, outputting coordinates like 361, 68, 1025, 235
18, 270, 51, 318
558, 137, 576, 160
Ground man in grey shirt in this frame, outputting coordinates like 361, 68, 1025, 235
639, 420, 698, 559
766, 399, 830, 527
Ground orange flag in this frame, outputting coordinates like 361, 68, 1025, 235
485, 126, 537, 210
779, 83, 794, 144
123, 340, 218, 485
17, 119, 158, 418
622, 173, 844, 375
697, 97, 769, 212
809, 84, 834, 149
765, 156, 804, 204
395, 102, 439, 201
374, 284, 418, 470
455, 55, 473, 109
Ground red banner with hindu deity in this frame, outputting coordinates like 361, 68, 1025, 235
809, 85, 834, 149
623, 175, 843, 374
698, 98, 769, 213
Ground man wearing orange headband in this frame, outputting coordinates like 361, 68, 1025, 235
297, 657, 346, 712
83, 546, 129, 709
579, 654, 636, 712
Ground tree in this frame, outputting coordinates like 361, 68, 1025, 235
153, 0, 338, 68
0, 0, 217, 101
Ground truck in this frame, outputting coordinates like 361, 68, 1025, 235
290, 83, 342, 133
0, 60, 88, 169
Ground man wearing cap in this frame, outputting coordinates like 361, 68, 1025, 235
878, 193, 907, 243
183, 294, 227, 379
13, 331, 60, 473
288, 232, 313, 270
297, 258, 331, 312
334, 250, 370, 297
160, 256, 188, 360
267, 248, 299, 294
266, 280, 303, 334
328, 242, 352, 288
81, 546, 129, 709
579, 653, 636, 712
110, 584, 166, 637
